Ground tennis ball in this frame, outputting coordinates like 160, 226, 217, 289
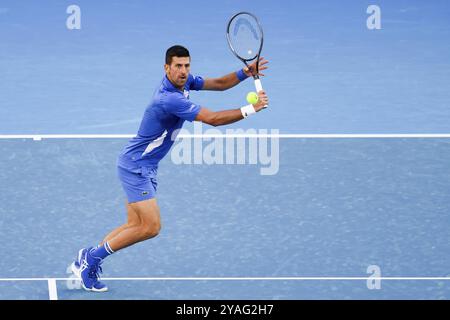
246, 92, 259, 104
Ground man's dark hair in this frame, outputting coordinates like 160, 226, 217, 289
165, 45, 190, 65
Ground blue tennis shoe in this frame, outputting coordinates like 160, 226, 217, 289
71, 247, 108, 292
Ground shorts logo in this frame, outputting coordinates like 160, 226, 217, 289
142, 191, 149, 195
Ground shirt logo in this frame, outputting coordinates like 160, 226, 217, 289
183, 90, 190, 99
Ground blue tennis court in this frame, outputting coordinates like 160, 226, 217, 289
0, 0, 449, 300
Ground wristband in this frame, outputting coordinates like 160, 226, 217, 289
236, 68, 249, 81
240, 104, 256, 118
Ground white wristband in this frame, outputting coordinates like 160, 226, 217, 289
240, 104, 256, 118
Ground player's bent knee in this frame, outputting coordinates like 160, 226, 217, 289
141, 220, 161, 240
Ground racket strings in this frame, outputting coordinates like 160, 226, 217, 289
228, 14, 262, 61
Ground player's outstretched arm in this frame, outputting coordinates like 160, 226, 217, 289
202, 58, 268, 91
195, 91, 268, 126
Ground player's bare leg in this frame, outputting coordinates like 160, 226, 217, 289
107, 198, 161, 252
71, 199, 160, 291
100, 201, 141, 246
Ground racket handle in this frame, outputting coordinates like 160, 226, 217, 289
254, 79, 263, 92
254, 79, 268, 108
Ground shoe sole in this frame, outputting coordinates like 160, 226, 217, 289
70, 261, 81, 278
81, 283, 109, 292
77, 248, 85, 264
70, 248, 85, 278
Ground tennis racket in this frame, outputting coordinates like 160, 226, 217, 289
226, 12, 267, 107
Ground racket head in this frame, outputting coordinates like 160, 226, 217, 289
226, 12, 264, 71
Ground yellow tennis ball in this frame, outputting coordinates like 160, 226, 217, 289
246, 92, 259, 104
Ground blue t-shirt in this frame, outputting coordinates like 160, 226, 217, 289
118, 74, 204, 169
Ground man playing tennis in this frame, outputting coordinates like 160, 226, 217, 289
71, 45, 269, 291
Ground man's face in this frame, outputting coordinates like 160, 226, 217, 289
165, 56, 191, 89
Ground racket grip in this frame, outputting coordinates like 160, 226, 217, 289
254, 79, 268, 108
254, 79, 263, 92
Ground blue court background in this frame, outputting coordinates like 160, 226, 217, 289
0, 0, 449, 299
1, 0, 449, 133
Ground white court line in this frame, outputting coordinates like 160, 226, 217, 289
1, 134, 450, 140
2, 277, 446, 301
1, 277, 449, 281
47, 279, 58, 300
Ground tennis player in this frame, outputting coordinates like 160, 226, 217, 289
71, 45, 269, 291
